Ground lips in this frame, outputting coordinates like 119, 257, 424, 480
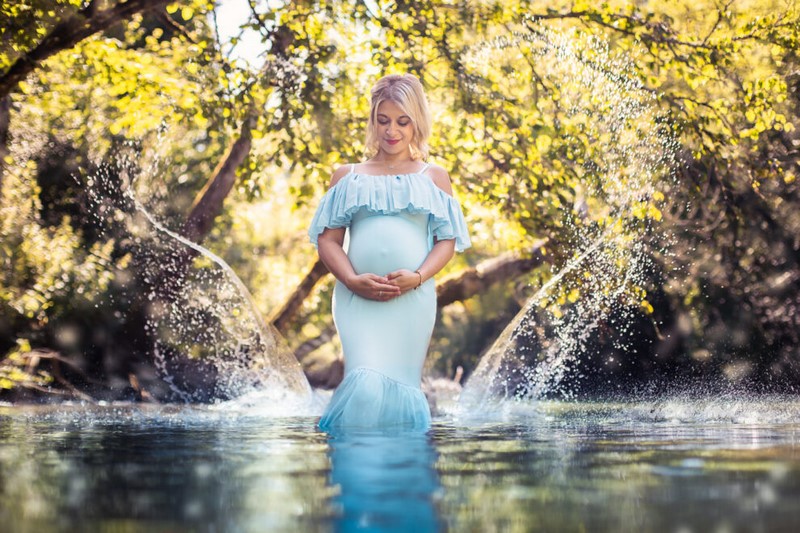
385, 138, 401, 145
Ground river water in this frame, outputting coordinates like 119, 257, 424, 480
1, 397, 798, 532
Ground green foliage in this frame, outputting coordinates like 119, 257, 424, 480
1, 161, 125, 326
0, 0, 85, 74
1, 0, 798, 394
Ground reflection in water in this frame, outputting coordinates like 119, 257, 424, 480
0, 406, 333, 532
1, 401, 799, 531
326, 429, 440, 532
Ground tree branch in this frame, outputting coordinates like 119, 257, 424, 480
152, 108, 258, 300
0, 0, 171, 98
0, 95, 10, 192
270, 258, 329, 336
435, 244, 548, 307
181, 109, 257, 243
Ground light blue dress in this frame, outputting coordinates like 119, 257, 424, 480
308, 163, 470, 430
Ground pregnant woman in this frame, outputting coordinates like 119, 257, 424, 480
308, 73, 470, 430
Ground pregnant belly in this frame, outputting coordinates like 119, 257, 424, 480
347, 212, 429, 275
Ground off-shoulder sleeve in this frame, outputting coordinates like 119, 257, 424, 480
308, 174, 471, 251
308, 184, 347, 248
429, 192, 471, 252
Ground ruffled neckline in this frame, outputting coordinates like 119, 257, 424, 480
332, 171, 454, 196
347, 171, 429, 178
308, 169, 471, 252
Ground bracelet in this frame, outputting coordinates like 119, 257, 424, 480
414, 269, 423, 289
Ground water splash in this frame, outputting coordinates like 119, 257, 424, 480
83, 136, 311, 405
459, 24, 679, 408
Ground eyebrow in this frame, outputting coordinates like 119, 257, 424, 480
377, 113, 411, 120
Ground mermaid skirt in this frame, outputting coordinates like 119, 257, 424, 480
319, 368, 431, 429
319, 210, 436, 430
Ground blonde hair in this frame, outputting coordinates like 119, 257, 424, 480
365, 73, 432, 160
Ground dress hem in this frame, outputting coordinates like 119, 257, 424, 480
345, 366, 422, 390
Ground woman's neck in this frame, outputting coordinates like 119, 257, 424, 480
373, 149, 414, 165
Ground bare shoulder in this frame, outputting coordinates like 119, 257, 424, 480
329, 163, 355, 188
425, 163, 454, 196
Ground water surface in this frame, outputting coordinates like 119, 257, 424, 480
1, 398, 798, 532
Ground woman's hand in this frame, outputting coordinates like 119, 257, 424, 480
318, 227, 399, 302
386, 269, 423, 293
346, 273, 402, 301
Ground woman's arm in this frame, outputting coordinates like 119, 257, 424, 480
385, 239, 455, 293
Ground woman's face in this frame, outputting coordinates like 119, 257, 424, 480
375, 100, 414, 158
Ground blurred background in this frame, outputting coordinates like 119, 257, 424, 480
1, 0, 798, 402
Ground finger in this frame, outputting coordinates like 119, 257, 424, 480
375, 281, 401, 292
379, 285, 398, 295
376, 286, 400, 300
362, 273, 386, 284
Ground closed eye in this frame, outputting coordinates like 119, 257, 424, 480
378, 120, 411, 127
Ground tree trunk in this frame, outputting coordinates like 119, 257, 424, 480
181, 112, 257, 242
0, 0, 171, 98
295, 323, 337, 361
0, 95, 10, 193
270, 259, 329, 336
435, 245, 548, 308
153, 111, 257, 299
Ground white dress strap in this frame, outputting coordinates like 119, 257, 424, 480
350, 163, 356, 174
419, 162, 430, 175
